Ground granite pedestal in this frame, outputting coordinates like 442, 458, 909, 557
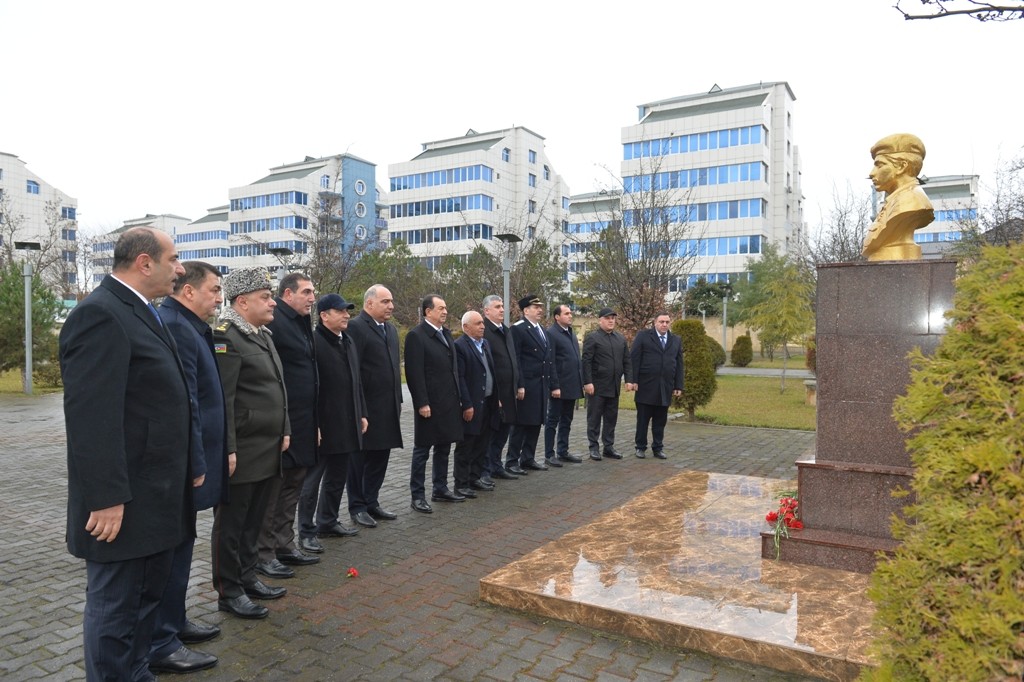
761, 260, 956, 572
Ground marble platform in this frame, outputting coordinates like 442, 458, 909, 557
480, 471, 875, 681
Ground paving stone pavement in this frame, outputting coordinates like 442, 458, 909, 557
0, 391, 820, 681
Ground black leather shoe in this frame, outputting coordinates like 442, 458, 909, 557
299, 536, 324, 554
178, 620, 220, 644
557, 453, 583, 463
149, 645, 218, 674
352, 511, 378, 528
470, 479, 495, 491
653, 450, 667, 460
506, 465, 527, 475
545, 457, 563, 468
589, 450, 602, 461
255, 559, 294, 579
276, 549, 320, 566
431, 488, 466, 502
368, 506, 398, 520
491, 468, 517, 480
522, 460, 549, 471
244, 579, 287, 600
635, 449, 646, 459
455, 487, 478, 499
479, 475, 495, 486
218, 595, 269, 620
411, 498, 433, 513
604, 449, 624, 459
319, 522, 359, 537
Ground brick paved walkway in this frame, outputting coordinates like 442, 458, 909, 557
0, 391, 819, 681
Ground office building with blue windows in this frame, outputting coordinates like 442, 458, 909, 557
226, 153, 384, 275
0, 151, 79, 295
91, 214, 193, 285
176, 205, 230, 273
386, 127, 570, 270
908, 174, 979, 258
565, 82, 803, 295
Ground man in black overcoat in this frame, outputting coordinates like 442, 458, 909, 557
345, 284, 403, 526
507, 294, 560, 474
453, 310, 498, 497
60, 227, 192, 681
260, 273, 320, 576
582, 307, 635, 460
150, 261, 228, 674
544, 304, 584, 466
630, 312, 684, 459
297, 294, 368, 553
481, 295, 523, 483
405, 295, 464, 512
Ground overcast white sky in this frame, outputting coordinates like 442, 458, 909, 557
2, 0, 1020, 235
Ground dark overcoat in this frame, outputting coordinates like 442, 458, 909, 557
159, 296, 229, 511
547, 323, 583, 400
510, 320, 559, 426
629, 327, 685, 407
455, 334, 498, 436
483, 319, 521, 424
405, 321, 463, 446
345, 310, 403, 451
266, 300, 318, 468
214, 319, 290, 485
314, 323, 367, 455
60, 275, 193, 562
582, 329, 632, 398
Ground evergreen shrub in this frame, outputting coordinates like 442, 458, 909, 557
731, 334, 753, 367
863, 244, 1024, 681
705, 336, 726, 368
671, 319, 716, 420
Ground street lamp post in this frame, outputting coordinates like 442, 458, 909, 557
721, 282, 733, 352
494, 233, 522, 326
15, 241, 42, 395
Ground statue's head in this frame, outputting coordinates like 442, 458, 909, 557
869, 133, 926, 193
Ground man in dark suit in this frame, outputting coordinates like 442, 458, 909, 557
213, 268, 291, 620
298, 294, 368, 554
582, 307, 635, 460
482, 295, 523, 483
259, 273, 321, 578
405, 295, 464, 512
453, 310, 498, 497
630, 312, 684, 459
508, 294, 560, 474
150, 261, 228, 674
544, 304, 584, 467
345, 285, 402, 526
60, 227, 192, 681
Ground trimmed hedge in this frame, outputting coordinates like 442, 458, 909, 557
671, 319, 717, 420
731, 334, 753, 367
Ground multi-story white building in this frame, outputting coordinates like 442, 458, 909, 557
227, 153, 382, 273
566, 82, 803, 294
176, 205, 230, 273
911, 174, 979, 258
0, 151, 79, 296
91, 214, 192, 285
386, 127, 570, 270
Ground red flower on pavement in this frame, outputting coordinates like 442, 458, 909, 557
347, 567, 359, 578
764, 491, 802, 559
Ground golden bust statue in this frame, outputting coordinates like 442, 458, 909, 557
862, 133, 934, 261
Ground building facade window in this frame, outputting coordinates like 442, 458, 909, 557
355, 202, 367, 218
389, 223, 493, 245
544, 165, 550, 181
390, 165, 493, 191
623, 198, 766, 226
320, 174, 331, 189
27, 180, 40, 194
61, 207, 77, 220
230, 191, 308, 211
354, 179, 367, 196
622, 125, 766, 160
528, 150, 537, 164
528, 173, 536, 188
623, 162, 767, 193
389, 194, 493, 219
502, 148, 511, 162
528, 200, 536, 214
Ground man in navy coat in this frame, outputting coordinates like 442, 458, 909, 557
150, 261, 229, 674
453, 310, 498, 497
630, 312, 684, 459
507, 294, 560, 474
60, 227, 191, 681
544, 304, 584, 466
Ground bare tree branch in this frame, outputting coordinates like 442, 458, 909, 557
896, 0, 1024, 21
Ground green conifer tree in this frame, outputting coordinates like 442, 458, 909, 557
671, 319, 716, 420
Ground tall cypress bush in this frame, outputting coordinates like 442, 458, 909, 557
731, 334, 753, 367
864, 244, 1024, 681
671, 319, 716, 420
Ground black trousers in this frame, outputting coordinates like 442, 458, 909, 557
454, 403, 493, 488
150, 524, 197, 661
410, 443, 452, 499
635, 402, 669, 452
213, 477, 274, 599
586, 394, 619, 451
258, 466, 305, 562
544, 397, 576, 458
348, 448, 391, 514
485, 421, 511, 476
507, 423, 541, 466
298, 452, 350, 538
84, 549, 174, 681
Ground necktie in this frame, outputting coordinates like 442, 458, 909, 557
534, 325, 546, 347
379, 323, 386, 340
436, 329, 448, 347
148, 303, 163, 327
660, 334, 666, 348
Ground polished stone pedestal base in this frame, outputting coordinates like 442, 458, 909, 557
480, 470, 874, 681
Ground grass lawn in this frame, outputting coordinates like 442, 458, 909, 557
743, 352, 808, 370
620, 374, 816, 431
0, 369, 63, 395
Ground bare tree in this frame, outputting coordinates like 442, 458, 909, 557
0, 195, 78, 298
802, 183, 873, 266
573, 156, 702, 338
895, 0, 1024, 21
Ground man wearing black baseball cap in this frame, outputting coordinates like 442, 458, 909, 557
582, 307, 634, 460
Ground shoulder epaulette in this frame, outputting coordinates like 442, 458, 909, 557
215, 321, 231, 332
